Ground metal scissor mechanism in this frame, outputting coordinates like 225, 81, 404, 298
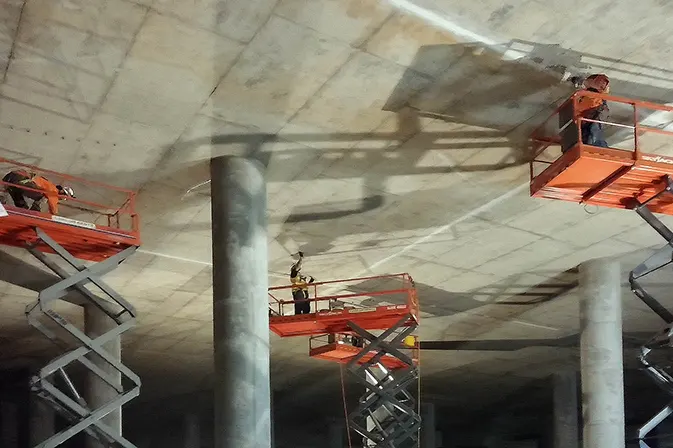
629, 176, 673, 447
24, 227, 141, 448
269, 273, 421, 446
636, 328, 673, 448
345, 317, 421, 448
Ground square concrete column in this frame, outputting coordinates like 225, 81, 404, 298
329, 420, 344, 448
29, 396, 55, 447
184, 413, 200, 448
271, 391, 276, 448
421, 402, 436, 448
553, 371, 579, 448
0, 400, 18, 448
579, 259, 625, 448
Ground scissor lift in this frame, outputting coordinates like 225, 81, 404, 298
529, 92, 673, 447
269, 273, 421, 447
0, 158, 142, 448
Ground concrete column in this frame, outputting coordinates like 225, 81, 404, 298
421, 403, 436, 448
579, 259, 625, 448
0, 400, 18, 448
211, 156, 270, 448
84, 305, 122, 448
329, 420, 344, 448
270, 391, 275, 448
30, 396, 55, 446
184, 413, 200, 448
553, 371, 579, 448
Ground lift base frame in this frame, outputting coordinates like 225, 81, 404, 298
627, 176, 673, 447
345, 316, 421, 448
24, 227, 140, 448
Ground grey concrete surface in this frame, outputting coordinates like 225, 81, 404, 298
0, 0, 672, 439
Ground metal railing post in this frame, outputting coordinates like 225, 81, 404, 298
634, 103, 640, 157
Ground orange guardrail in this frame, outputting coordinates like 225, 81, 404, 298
530, 90, 673, 180
268, 273, 418, 320
0, 157, 139, 239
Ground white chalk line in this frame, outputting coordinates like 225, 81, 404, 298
136, 249, 287, 280
362, 182, 529, 273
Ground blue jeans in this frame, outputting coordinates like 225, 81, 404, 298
582, 122, 608, 148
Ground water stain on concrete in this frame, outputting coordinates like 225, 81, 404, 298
488, 4, 514, 27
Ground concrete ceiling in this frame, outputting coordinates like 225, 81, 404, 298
2, 0, 673, 420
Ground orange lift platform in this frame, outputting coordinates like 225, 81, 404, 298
268, 273, 419, 337
0, 157, 142, 448
269, 273, 421, 446
530, 91, 673, 448
530, 90, 673, 213
308, 333, 416, 370
0, 157, 140, 262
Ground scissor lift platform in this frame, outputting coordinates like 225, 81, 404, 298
309, 340, 411, 370
268, 273, 419, 338
269, 273, 421, 447
0, 157, 140, 261
530, 91, 673, 448
530, 90, 673, 214
0, 158, 143, 448
269, 274, 421, 447
269, 303, 417, 337
0, 206, 139, 261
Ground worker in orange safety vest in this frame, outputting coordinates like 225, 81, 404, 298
571, 73, 611, 148
2, 170, 75, 215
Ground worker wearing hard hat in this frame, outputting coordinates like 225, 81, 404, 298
574, 73, 610, 148
2, 170, 75, 215
290, 251, 315, 315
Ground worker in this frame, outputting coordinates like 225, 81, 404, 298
2, 170, 75, 215
573, 73, 610, 148
290, 251, 314, 315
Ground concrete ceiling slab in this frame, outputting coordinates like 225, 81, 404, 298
1, 0, 673, 421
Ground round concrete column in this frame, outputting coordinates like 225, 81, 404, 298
211, 156, 270, 448
579, 259, 625, 448
84, 305, 122, 448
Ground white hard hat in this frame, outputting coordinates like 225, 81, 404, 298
57, 185, 75, 198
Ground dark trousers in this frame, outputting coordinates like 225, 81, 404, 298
2, 172, 42, 210
581, 122, 608, 148
293, 290, 310, 315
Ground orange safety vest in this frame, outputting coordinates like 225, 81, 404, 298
576, 94, 605, 118
14, 170, 60, 214
576, 74, 610, 118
